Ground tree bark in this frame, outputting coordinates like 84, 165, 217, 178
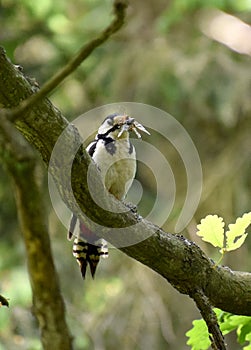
0, 117, 73, 349
0, 47, 251, 317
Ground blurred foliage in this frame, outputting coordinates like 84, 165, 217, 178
0, 0, 251, 349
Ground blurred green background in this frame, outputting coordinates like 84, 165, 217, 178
0, 0, 251, 349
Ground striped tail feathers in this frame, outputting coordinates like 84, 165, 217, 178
73, 238, 108, 278
69, 219, 108, 279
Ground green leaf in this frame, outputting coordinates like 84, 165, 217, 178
224, 212, 251, 252
244, 332, 251, 350
187, 309, 251, 350
238, 323, 251, 344
197, 215, 225, 249
186, 319, 211, 350
219, 314, 239, 334
218, 313, 251, 348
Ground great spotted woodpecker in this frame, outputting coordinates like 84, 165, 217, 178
68, 113, 150, 278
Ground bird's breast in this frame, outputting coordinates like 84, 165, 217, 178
92, 139, 136, 199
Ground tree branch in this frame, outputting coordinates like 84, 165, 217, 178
1, 48, 251, 317
192, 289, 226, 350
0, 117, 73, 350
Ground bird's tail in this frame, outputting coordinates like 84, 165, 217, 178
68, 215, 108, 278
73, 237, 108, 278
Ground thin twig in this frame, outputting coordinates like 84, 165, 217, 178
192, 289, 226, 350
2, 0, 128, 122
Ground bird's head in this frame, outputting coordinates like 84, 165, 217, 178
98, 113, 150, 139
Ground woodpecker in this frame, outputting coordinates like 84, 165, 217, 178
68, 113, 150, 278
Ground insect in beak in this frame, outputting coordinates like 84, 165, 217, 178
118, 117, 150, 138
132, 121, 150, 138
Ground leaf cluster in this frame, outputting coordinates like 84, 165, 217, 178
197, 212, 251, 263
187, 309, 251, 350
187, 212, 251, 349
